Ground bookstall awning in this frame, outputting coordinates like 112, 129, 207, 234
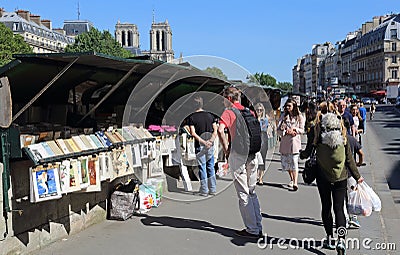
0, 52, 230, 123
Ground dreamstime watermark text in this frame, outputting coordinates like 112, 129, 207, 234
257, 235, 397, 251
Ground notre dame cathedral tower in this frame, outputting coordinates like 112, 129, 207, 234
115, 19, 174, 62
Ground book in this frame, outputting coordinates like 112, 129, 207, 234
27, 143, 50, 162
56, 139, 72, 154
65, 138, 81, 153
95, 131, 112, 147
80, 135, 95, 150
121, 127, 135, 141
114, 130, 126, 143
47, 140, 64, 156
20, 134, 35, 148
40, 142, 56, 158
89, 134, 105, 149
31, 163, 62, 202
105, 131, 119, 144
72, 136, 88, 151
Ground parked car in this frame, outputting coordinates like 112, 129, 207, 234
361, 97, 371, 104
396, 96, 400, 108
371, 98, 378, 105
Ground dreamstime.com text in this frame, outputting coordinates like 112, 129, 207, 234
257, 235, 397, 251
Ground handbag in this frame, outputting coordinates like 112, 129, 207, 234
302, 148, 317, 185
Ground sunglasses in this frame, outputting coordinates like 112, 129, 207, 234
256, 109, 263, 112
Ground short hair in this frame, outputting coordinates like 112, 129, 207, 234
193, 95, 203, 109
223, 86, 240, 101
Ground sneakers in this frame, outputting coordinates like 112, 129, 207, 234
209, 191, 216, 196
234, 229, 261, 239
336, 239, 346, 255
348, 215, 360, 229
322, 236, 336, 250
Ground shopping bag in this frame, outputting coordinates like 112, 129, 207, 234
362, 182, 381, 212
347, 182, 373, 216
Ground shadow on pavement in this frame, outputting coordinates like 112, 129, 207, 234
140, 215, 259, 246
261, 182, 288, 190
388, 160, 400, 190
259, 235, 326, 255
262, 213, 323, 227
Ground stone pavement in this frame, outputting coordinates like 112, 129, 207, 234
32, 122, 399, 255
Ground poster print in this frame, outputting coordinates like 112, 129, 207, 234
69, 159, 81, 192
79, 156, 90, 189
141, 141, 149, 159
149, 150, 163, 177
85, 156, 101, 192
59, 160, 70, 194
31, 164, 62, 202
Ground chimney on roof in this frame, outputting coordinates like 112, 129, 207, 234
41, 19, 52, 30
16, 10, 30, 22
30, 14, 41, 26
0, 8, 4, 18
53, 28, 66, 35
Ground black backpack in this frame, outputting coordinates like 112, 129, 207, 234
231, 107, 261, 155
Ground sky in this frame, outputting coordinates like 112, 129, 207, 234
2, 0, 400, 82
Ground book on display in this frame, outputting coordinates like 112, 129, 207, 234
47, 140, 64, 156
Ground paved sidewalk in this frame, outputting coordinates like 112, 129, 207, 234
33, 123, 399, 255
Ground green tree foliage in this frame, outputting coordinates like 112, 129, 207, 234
248, 72, 277, 87
277, 81, 293, 92
65, 28, 132, 58
0, 23, 33, 66
248, 72, 293, 92
203, 66, 228, 80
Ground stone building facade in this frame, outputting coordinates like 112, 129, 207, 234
293, 13, 400, 96
0, 9, 74, 53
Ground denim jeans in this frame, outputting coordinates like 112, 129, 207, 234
196, 145, 216, 194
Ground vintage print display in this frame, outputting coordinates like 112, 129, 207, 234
85, 156, 101, 192
79, 156, 90, 189
69, 159, 82, 192
31, 163, 62, 202
59, 160, 70, 193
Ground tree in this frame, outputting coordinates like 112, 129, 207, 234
277, 81, 293, 92
248, 72, 277, 87
203, 66, 228, 80
0, 23, 33, 66
65, 28, 132, 58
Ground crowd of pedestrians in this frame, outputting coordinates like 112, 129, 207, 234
185, 86, 374, 254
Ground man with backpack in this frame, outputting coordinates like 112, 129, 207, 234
217, 86, 263, 239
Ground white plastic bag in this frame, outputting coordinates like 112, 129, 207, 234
347, 182, 373, 216
362, 182, 382, 211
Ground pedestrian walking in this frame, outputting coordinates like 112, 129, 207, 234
188, 96, 218, 196
254, 102, 269, 185
217, 86, 263, 239
370, 102, 376, 120
313, 112, 363, 254
277, 98, 305, 191
358, 102, 367, 133
338, 100, 356, 136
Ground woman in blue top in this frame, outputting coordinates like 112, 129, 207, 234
254, 103, 269, 185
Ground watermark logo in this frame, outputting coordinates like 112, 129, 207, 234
257, 233, 397, 251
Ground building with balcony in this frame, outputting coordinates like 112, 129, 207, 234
293, 13, 400, 97
0, 9, 74, 53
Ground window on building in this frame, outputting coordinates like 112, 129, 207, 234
391, 29, 397, 39
392, 69, 398, 79
13, 23, 19, 31
393, 55, 397, 63
392, 43, 397, 51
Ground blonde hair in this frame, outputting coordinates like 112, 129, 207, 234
254, 102, 265, 118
